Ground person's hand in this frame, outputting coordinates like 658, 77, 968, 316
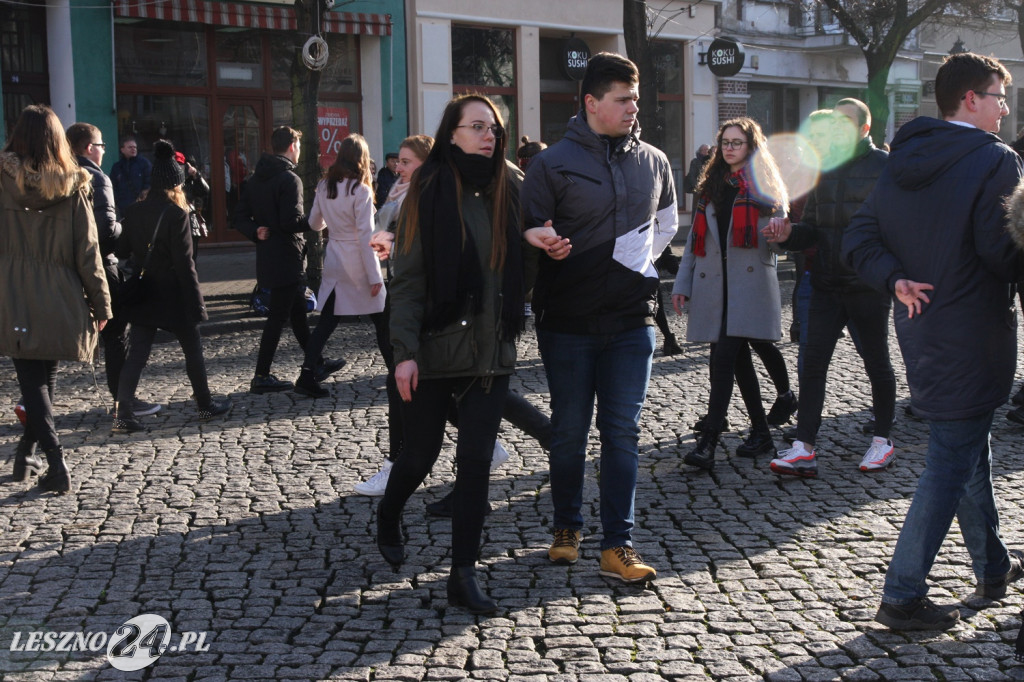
256, 226, 270, 241
138, 190, 149, 202
524, 221, 571, 260
762, 216, 791, 243
370, 231, 394, 261
672, 294, 688, 316
97, 319, 107, 332
370, 283, 382, 297
395, 359, 418, 401
894, 279, 934, 319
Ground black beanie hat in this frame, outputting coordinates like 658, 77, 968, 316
151, 139, 185, 191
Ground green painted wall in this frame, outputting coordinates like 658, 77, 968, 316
346, 0, 408, 157
70, 0, 118, 172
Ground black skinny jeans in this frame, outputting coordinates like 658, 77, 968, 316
705, 336, 769, 432
100, 264, 128, 401
796, 287, 896, 444
255, 283, 310, 376
12, 359, 59, 452
117, 324, 212, 408
381, 374, 509, 567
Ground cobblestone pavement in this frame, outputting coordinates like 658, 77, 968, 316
3, 277, 1024, 681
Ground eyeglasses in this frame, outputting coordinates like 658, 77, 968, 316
455, 123, 504, 137
971, 90, 1008, 108
90, 142, 106, 148
720, 139, 747, 150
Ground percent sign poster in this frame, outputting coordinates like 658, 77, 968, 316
318, 106, 350, 169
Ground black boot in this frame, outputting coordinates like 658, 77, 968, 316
684, 430, 719, 470
376, 500, 405, 571
197, 397, 232, 421
12, 435, 43, 482
294, 367, 328, 399
447, 566, 497, 614
37, 446, 69, 494
766, 390, 798, 426
736, 424, 776, 458
662, 335, 684, 356
111, 402, 144, 433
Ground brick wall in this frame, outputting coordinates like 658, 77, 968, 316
718, 80, 748, 126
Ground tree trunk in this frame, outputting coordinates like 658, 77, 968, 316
864, 53, 892, 146
291, 0, 324, 291
623, 0, 663, 152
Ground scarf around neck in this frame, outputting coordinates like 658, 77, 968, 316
690, 166, 762, 257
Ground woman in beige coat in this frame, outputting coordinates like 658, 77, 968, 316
295, 134, 384, 397
0, 104, 112, 493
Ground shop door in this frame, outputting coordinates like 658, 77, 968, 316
216, 100, 265, 241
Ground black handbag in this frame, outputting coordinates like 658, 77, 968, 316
121, 207, 169, 305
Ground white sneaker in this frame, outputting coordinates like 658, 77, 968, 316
860, 437, 896, 472
769, 441, 818, 478
490, 441, 510, 472
354, 460, 393, 496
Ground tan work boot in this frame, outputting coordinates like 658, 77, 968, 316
548, 528, 581, 565
599, 546, 656, 583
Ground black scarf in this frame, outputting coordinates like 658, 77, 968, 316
419, 147, 524, 340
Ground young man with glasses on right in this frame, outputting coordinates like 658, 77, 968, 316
843, 52, 1024, 631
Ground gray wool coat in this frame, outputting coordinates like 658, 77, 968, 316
672, 203, 784, 343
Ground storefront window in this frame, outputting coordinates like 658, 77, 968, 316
216, 29, 263, 88
452, 26, 514, 88
652, 41, 684, 206
115, 95, 211, 176
115, 23, 207, 87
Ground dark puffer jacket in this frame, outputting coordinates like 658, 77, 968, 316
232, 153, 308, 289
520, 111, 678, 335
782, 137, 887, 293
843, 117, 1024, 420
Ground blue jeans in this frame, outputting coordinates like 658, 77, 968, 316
537, 326, 655, 550
882, 411, 1011, 604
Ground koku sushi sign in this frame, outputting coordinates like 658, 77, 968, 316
707, 37, 745, 77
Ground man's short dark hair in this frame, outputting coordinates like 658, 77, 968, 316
384, 152, 398, 160
66, 122, 100, 155
271, 126, 302, 154
836, 98, 871, 129
935, 52, 1011, 119
119, 136, 136, 148
580, 52, 639, 102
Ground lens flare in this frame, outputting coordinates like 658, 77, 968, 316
751, 133, 820, 205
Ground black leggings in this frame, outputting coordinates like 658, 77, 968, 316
705, 336, 768, 431
255, 283, 310, 376
381, 374, 509, 567
12, 359, 59, 452
118, 324, 212, 407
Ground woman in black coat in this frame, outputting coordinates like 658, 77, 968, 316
111, 140, 231, 432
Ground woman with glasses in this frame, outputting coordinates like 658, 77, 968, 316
375, 94, 524, 615
672, 117, 788, 471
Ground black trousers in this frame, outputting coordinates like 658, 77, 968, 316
381, 374, 509, 567
370, 296, 403, 461
749, 341, 790, 396
100, 264, 128, 400
705, 336, 768, 431
796, 287, 896, 444
117, 324, 212, 408
12, 359, 59, 452
255, 283, 310, 376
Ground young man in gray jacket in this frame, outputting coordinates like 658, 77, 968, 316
521, 52, 677, 583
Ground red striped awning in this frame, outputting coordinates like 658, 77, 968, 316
114, 0, 392, 36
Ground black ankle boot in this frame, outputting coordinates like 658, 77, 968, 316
767, 390, 798, 426
376, 500, 405, 570
736, 425, 777, 458
447, 566, 497, 615
111, 402, 144, 434
38, 446, 69, 494
684, 430, 719, 470
294, 367, 328, 398
12, 435, 43, 482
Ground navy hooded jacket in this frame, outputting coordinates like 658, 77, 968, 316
842, 117, 1024, 420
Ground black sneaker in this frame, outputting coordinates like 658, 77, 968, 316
250, 374, 293, 394
874, 597, 959, 631
781, 427, 798, 444
766, 391, 798, 426
132, 399, 162, 417
662, 337, 683, 356
112, 415, 145, 434
314, 358, 346, 382
692, 415, 729, 433
197, 397, 232, 421
975, 549, 1024, 599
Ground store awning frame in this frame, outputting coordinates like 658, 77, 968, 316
113, 0, 392, 36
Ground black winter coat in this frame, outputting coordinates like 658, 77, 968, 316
232, 153, 308, 289
782, 138, 886, 293
843, 117, 1024, 420
77, 155, 121, 266
117, 197, 207, 329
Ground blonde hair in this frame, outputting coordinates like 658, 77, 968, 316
4, 104, 88, 201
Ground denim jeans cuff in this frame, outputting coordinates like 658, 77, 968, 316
880, 595, 918, 607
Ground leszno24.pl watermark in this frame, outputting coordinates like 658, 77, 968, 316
9, 614, 209, 672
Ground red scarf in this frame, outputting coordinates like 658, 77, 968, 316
691, 167, 761, 257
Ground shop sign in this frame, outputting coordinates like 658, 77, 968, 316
706, 37, 745, 77
562, 37, 590, 81
317, 106, 350, 168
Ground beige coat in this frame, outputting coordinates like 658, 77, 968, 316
308, 178, 386, 316
0, 153, 111, 362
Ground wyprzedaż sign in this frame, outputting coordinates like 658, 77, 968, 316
318, 106, 350, 169
562, 37, 590, 81
706, 37, 745, 78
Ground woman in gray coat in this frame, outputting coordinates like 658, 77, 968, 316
672, 117, 787, 470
